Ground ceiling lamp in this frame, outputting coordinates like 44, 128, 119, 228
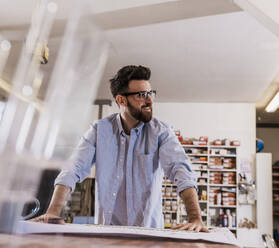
265, 91, 279, 112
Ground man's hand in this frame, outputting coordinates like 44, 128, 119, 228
28, 184, 70, 224
171, 219, 209, 232
29, 213, 64, 224
178, 187, 209, 232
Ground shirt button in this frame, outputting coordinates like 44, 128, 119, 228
121, 141, 124, 145
108, 210, 112, 214
120, 159, 123, 162
116, 176, 120, 179
112, 193, 116, 196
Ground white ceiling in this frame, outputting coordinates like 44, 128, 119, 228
100, 11, 279, 103
1, 0, 279, 121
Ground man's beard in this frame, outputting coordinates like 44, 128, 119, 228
127, 100, 152, 123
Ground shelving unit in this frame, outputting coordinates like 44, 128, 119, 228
162, 177, 179, 228
162, 140, 239, 235
273, 165, 279, 237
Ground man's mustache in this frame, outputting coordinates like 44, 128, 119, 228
141, 103, 152, 109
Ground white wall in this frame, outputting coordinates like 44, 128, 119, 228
154, 102, 256, 161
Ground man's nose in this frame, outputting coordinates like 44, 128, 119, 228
145, 95, 153, 104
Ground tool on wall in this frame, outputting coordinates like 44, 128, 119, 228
93, 99, 112, 120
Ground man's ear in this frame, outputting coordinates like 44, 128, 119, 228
116, 95, 127, 107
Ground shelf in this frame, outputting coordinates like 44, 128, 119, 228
209, 154, 236, 157
209, 184, 237, 187
197, 183, 208, 186
163, 210, 177, 213
208, 164, 236, 168
180, 214, 207, 217
162, 184, 177, 187
209, 169, 237, 172
197, 176, 208, 179
182, 145, 208, 148
209, 205, 237, 208
199, 200, 207, 203
273, 173, 279, 176
162, 197, 178, 200
192, 161, 208, 164
194, 169, 208, 171
238, 202, 255, 205
187, 154, 208, 156
273, 181, 279, 184
183, 145, 238, 149
208, 226, 237, 230
209, 145, 238, 149
238, 182, 253, 186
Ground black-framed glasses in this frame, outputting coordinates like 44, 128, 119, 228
121, 90, 156, 100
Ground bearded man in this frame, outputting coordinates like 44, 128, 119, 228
32, 65, 208, 232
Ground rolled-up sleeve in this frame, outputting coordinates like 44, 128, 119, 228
54, 123, 97, 192
158, 127, 197, 194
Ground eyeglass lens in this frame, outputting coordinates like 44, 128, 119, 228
139, 91, 156, 99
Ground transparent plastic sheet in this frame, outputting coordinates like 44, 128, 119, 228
0, 37, 11, 78
0, 0, 108, 238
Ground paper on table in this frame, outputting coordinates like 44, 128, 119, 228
15, 221, 242, 247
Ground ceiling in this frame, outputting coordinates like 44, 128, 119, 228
100, 11, 279, 103
1, 0, 279, 123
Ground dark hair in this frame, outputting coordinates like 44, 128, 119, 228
110, 65, 151, 98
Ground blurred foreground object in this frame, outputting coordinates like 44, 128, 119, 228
0, 0, 108, 234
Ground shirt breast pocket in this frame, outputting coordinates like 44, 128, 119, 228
136, 153, 156, 185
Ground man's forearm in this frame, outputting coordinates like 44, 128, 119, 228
46, 184, 71, 216
180, 187, 202, 222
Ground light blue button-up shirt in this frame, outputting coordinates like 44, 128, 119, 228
55, 113, 197, 228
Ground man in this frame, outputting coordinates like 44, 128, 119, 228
32, 65, 208, 232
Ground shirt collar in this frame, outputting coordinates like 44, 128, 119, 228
116, 114, 144, 137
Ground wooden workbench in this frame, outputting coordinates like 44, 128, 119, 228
0, 233, 239, 248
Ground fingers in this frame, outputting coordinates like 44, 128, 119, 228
172, 223, 195, 231
194, 225, 201, 232
171, 224, 184, 229
28, 214, 64, 224
182, 223, 196, 231
29, 215, 48, 223
194, 224, 210, 232
29, 216, 42, 222
171, 223, 210, 233
200, 226, 210, 233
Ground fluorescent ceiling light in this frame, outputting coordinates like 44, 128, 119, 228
265, 91, 279, 112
